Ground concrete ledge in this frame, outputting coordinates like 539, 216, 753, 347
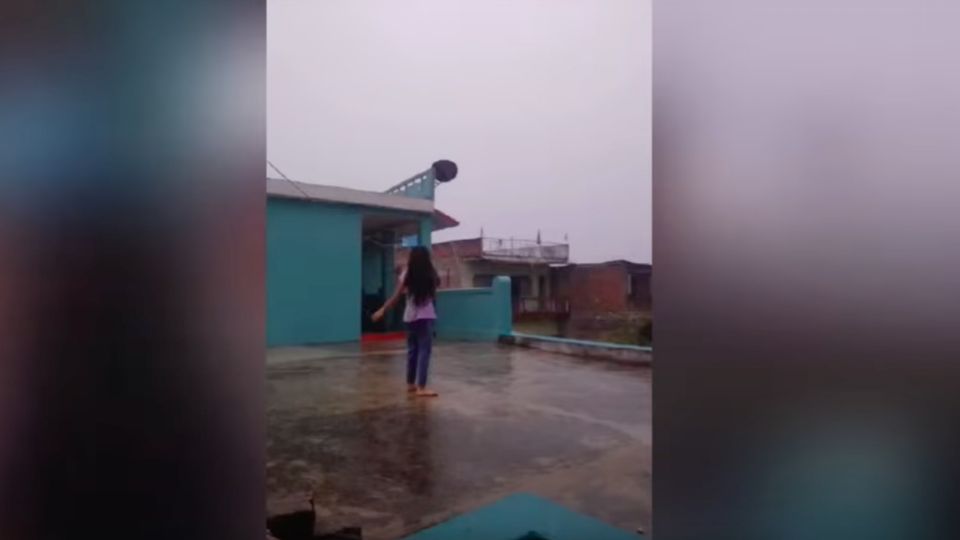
500, 332, 652, 365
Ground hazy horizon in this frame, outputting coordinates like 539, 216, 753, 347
268, 0, 651, 263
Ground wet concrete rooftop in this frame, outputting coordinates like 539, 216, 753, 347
266, 341, 651, 540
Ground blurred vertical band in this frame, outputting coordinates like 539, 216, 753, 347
654, 1, 960, 539
0, 1, 265, 539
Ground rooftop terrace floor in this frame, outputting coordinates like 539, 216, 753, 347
267, 341, 651, 540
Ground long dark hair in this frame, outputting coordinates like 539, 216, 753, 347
404, 246, 439, 307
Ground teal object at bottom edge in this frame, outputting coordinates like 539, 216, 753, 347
401, 493, 642, 540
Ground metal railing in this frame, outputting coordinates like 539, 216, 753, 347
481, 237, 569, 263
514, 297, 571, 316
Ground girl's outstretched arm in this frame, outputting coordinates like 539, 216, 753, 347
372, 284, 404, 322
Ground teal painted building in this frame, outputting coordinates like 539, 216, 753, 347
266, 168, 458, 347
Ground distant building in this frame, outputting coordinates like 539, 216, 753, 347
397, 239, 652, 327
396, 236, 570, 317
553, 260, 652, 315
551, 260, 652, 345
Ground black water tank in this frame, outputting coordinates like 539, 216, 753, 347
432, 160, 458, 182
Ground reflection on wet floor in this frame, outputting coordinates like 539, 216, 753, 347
267, 342, 651, 540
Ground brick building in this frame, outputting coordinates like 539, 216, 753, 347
552, 260, 652, 345
553, 260, 652, 315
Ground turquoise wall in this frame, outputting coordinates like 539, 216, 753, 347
402, 216, 434, 247
435, 276, 512, 341
267, 198, 361, 346
418, 217, 433, 247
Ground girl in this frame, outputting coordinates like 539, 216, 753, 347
371, 245, 440, 397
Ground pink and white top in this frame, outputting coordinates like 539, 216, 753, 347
399, 270, 437, 323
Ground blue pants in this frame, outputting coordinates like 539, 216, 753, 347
406, 319, 434, 387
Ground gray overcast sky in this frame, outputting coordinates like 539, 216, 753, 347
268, 0, 650, 263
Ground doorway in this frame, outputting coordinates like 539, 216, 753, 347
361, 237, 387, 334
